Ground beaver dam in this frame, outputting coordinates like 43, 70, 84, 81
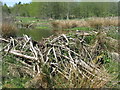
1, 30, 119, 88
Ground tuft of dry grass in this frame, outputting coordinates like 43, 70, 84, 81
51, 20, 90, 30
24, 73, 48, 88
51, 17, 118, 30
1, 23, 18, 38
24, 63, 110, 88
88, 17, 118, 29
87, 18, 103, 29
53, 64, 110, 88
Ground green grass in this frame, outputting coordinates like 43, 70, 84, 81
35, 26, 50, 29
3, 77, 31, 88
107, 27, 119, 40
84, 35, 96, 44
16, 16, 38, 23
64, 27, 94, 31
16, 16, 51, 23
2, 54, 32, 88
16, 16, 52, 31
104, 60, 119, 88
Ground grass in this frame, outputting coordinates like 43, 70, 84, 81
3, 77, 31, 88
1, 23, 18, 38
15, 16, 52, 30
64, 27, 94, 31
51, 20, 89, 30
35, 26, 50, 29
16, 16, 38, 23
51, 17, 118, 30
107, 27, 119, 40
2, 54, 32, 88
87, 17, 118, 29
84, 35, 96, 44
16, 16, 51, 23
104, 60, 119, 88
16, 16, 118, 33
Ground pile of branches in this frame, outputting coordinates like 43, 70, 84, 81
1, 32, 110, 88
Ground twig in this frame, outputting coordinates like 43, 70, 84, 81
4, 49, 38, 60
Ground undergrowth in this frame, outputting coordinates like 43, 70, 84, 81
2, 54, 32, 88
104, 60, 119, 88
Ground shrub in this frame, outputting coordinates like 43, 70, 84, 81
1, 23, 18, 38
51, 20, 61, 30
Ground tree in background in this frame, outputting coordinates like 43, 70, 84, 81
3, 2, 119, 19
2, 3, 11, 16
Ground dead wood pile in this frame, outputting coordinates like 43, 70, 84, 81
1, 32, 110, 88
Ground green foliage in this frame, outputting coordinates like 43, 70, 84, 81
5, 2, 118, 19
10, 2, 30, 17
84, 35, 96, 44
2, 4, 11, 16
103, 52, 111, 64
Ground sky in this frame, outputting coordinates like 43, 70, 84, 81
1, 0, 32, 7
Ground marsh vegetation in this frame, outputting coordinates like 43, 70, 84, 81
1, 1, 119, 89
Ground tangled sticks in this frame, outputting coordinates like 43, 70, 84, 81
1, 32, 110, 88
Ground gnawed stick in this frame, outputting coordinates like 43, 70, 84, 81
4, 49, 38, 61
1, 33, 110, 88
0, 37, 9, 43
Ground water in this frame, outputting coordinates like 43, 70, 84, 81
17, 28, 71, 41
17, 29, 54, 41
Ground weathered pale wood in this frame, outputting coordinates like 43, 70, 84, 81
0, 37, 9, 43
1, 33, 110, 84
4, 49, 38, 61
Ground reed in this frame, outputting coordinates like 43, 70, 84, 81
1, 23, 18, 38
88, 17, 118, 29
51, 17, 118, 30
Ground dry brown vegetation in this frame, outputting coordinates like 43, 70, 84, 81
51, 20, 90, 29
51, 17, 119, 30
1, 23, 18, 38
88, 17, 118, 28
